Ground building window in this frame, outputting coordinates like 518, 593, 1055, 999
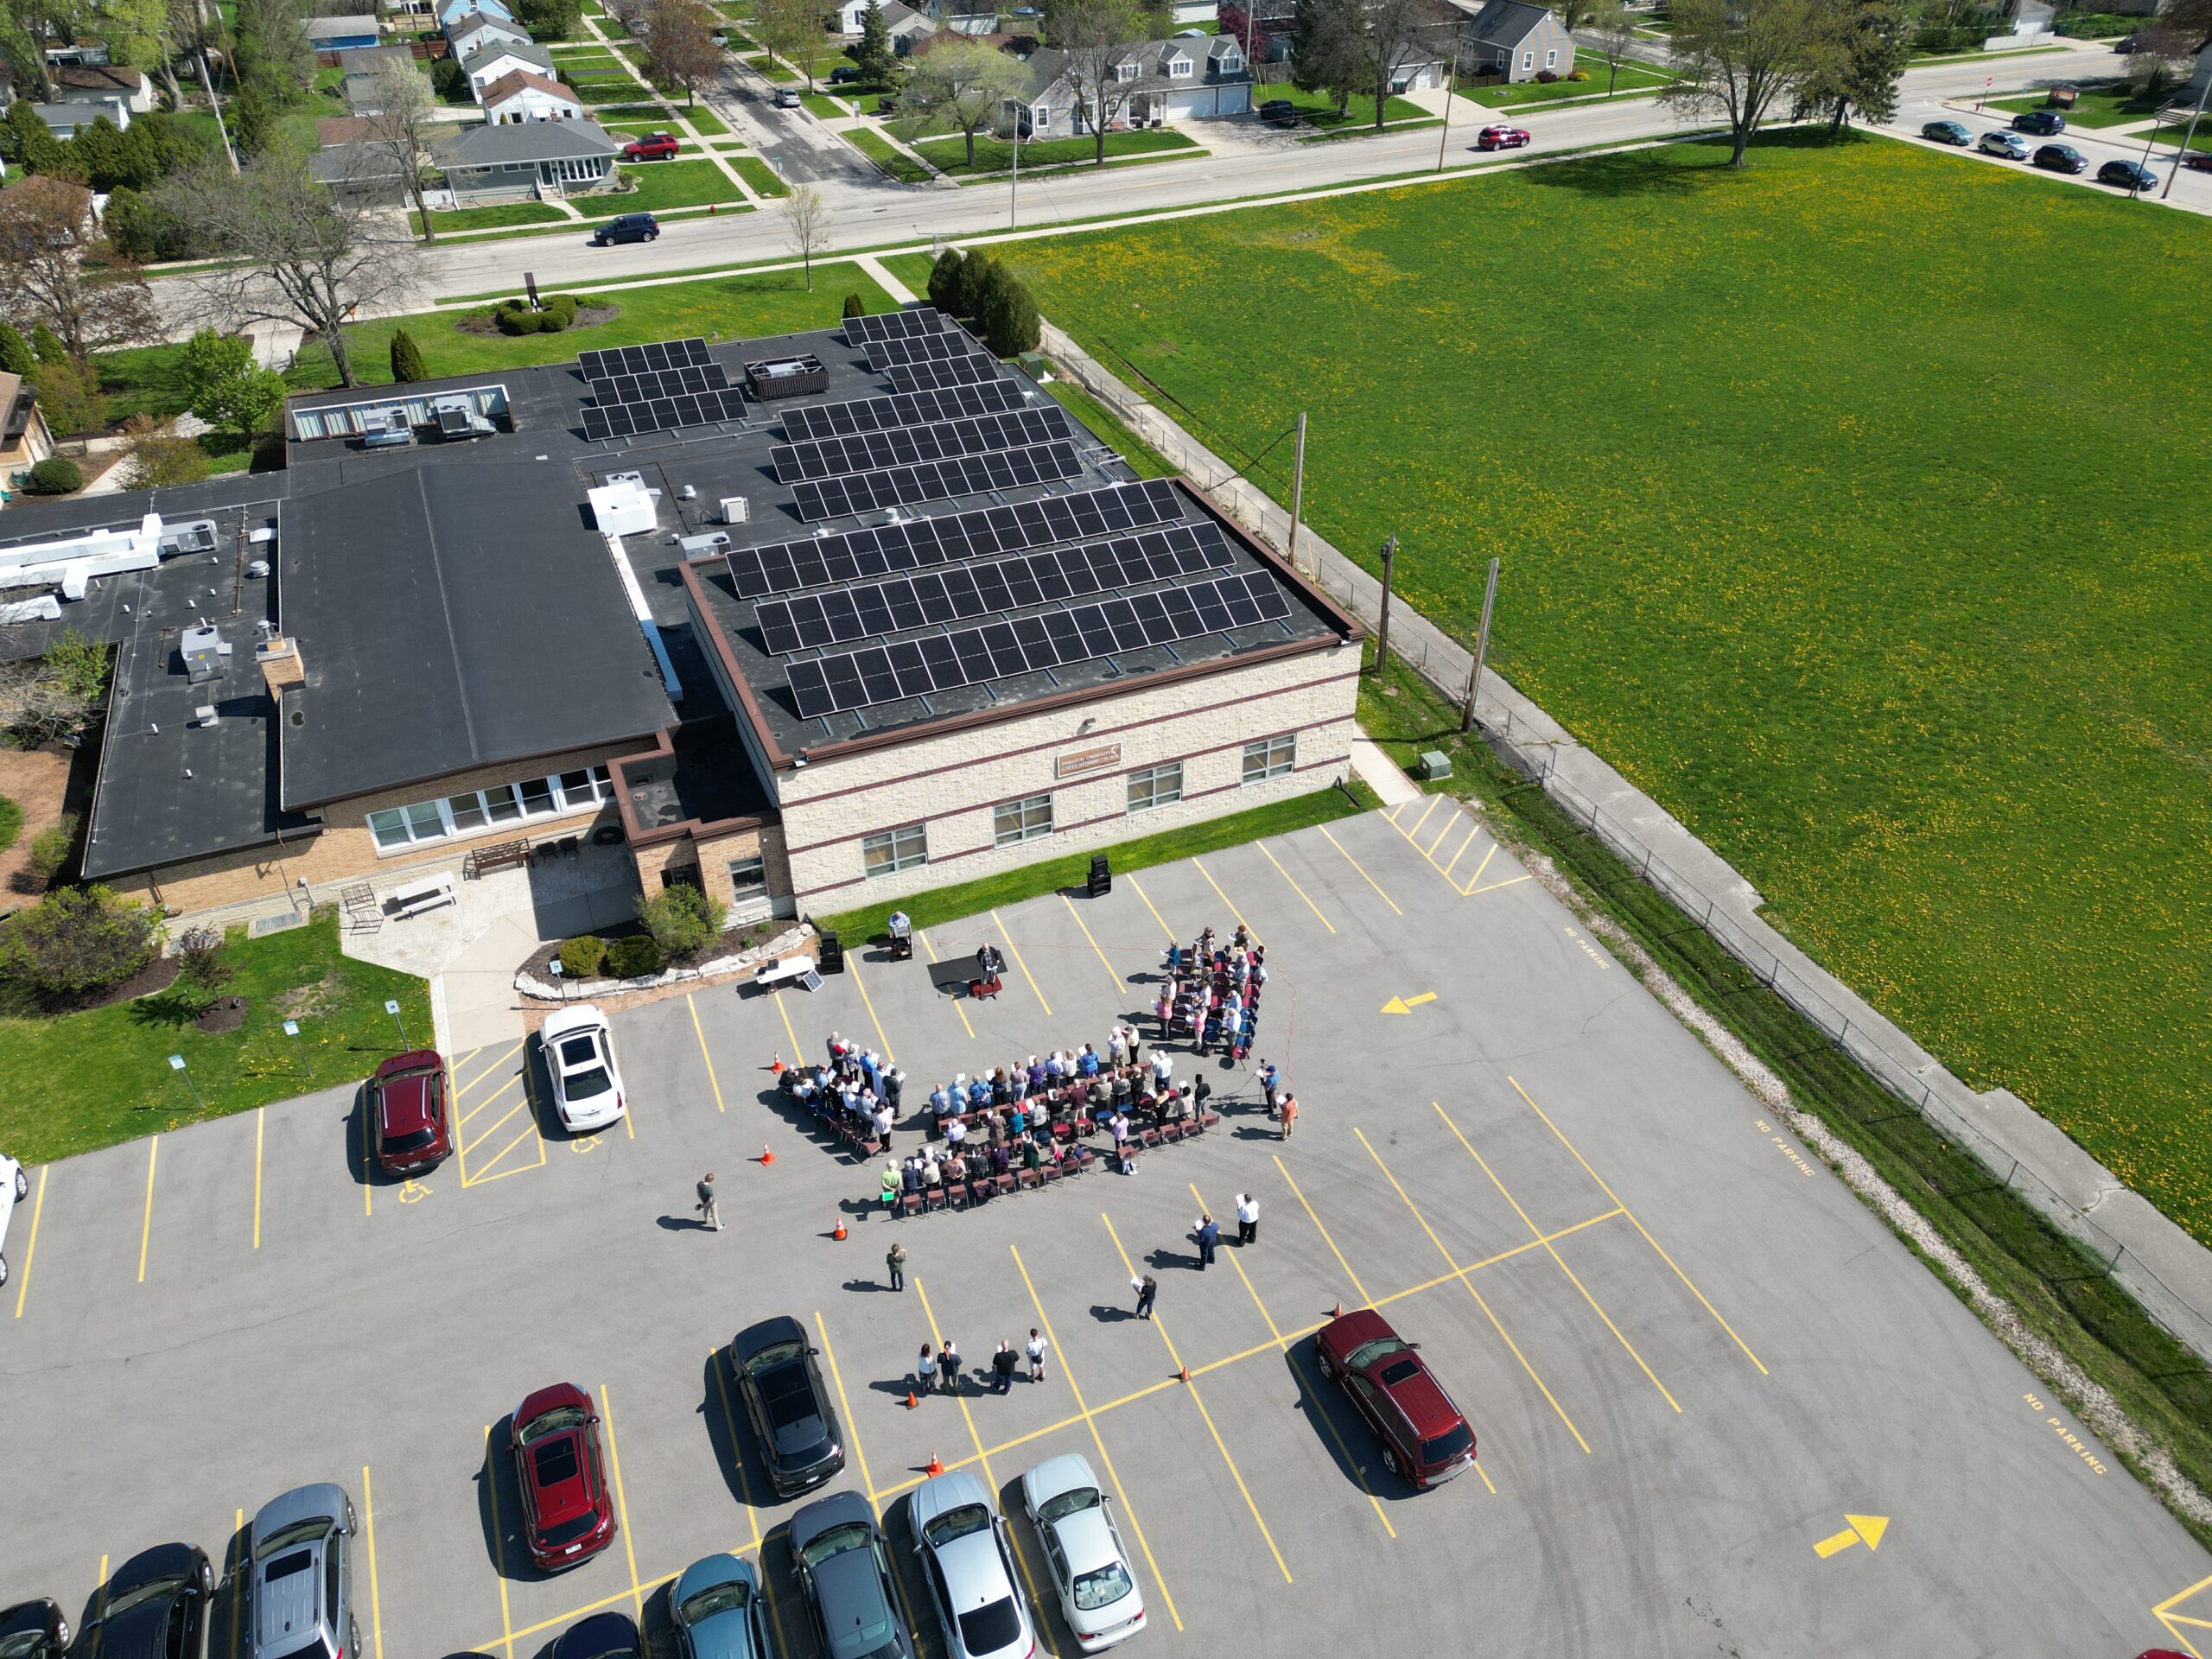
1522, 49, 1534, 70
1242, 734, 1295, 785
1127, 762, 1182, 813
1168, 55, 1191, 76
556, 766, 613, 810
995, 792, 1053, 847
1031, 104, 1048, 130
728, 855, 767, 899
1544, 46, 1557, 67
863, 823, 928, 877
1115, 60, 1138, 80
368, 766, 603, 853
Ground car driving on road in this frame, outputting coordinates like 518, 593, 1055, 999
591, 213, 658, 246
246, 1484, 357, 1659
1019, 1455, 1145, 1650
731, 1316, 845, 1497
1977, 130, 2031, 159
368, 1050, 451, 1176
1315, 1308, 1478, 1490
774, 87, 802, 108
911, 1471, 1035, 1659
1478, 124, 1531, 150
789, 1491, 914, 1659
540, 1005, 626, 1134
512, 1383, 618, 1572
70, 1546, 213, 1659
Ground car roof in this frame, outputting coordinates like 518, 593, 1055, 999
375, 1066, 442, 1134
1373, 1351, 1462, 1437
671, 1555, 758, 1657
1037, 1492, 1118, 1578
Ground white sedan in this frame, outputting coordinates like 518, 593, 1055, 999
540, 1005, 626, 1133
0, 1150, 24, 1287
1020, 1455, 1145, 1649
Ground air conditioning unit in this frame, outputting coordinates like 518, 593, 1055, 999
720, 496, 749, 525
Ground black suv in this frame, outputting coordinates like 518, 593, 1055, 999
69, 1546, 213, 1659
2033, 143, 2088, 174
2012, 108, 2066, 136
1257, 99, 1302, 128
591, 213, 658, 246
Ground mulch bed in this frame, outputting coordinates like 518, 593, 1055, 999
194, 995, 249, 1034
517, 918, 784, 984
454, 303, 621, 337
37, 953, 182, 1015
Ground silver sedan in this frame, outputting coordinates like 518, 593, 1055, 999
911, 1471, 1035, 1659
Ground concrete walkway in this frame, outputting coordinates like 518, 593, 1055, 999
580, 14, 763, 203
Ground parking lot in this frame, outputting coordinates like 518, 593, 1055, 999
8, 804, 2209, 1657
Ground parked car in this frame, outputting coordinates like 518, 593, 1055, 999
671, 1554, 768, 1659
1477, 124, 1531, 150
621, 132, 681, 161
2097, 158, 2158, 189
550, 1613, 640, 1659
71, 1546, 213, 1659
1921, 118, 1972, 145
368, 1050, 451, 1176
512, 1382, 618, 1572
774, 87, 803, 108
539, 1005, 626, 1134
2012, 107, 2066, 135
1977, 130, 2031, 159
911, 1471, 1035, 1659
829, 64, 861, 84
0, 1149, 25, 1287
1256, 99, 1301, 127
2185, 149, 2212, 172
245, 1484, 356, 1659
2033, 142, 2088, 173
789, 1491, 913, 1659
1018, 1455, 1145, 1650
591, 213, 658, 246
1313, 1308, 1477, 1490
731, 1315, 845, 1497
0, 1599, 67, 1659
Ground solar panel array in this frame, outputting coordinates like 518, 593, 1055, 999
781, 380, 1025, 442
580, 339, 715, 378
724, 479, 1183, 600
846, 308, 953, 345
792, 440, 1084, 522
785, 570, 1293, 720
754, 521, 1234, 654
887, 356, 1000, 395
772, 405, 1068, 484
579, 337, 746, 442
870, 332, 986, 369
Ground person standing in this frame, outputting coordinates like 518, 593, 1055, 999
1025, 1328, 1048, 1383
1134, 1274, 1158, 1320
696, 1173, 721, 1231
1260, 1062, 1280, 1115
916, 1342, 937, 1394
887, 1241, 907, 1292
938, 1336, 962, 1393
991, 1340, 1018, 1395
1236, 1192, 1259, 1245
1194, 1212, 1218, 1268
1279, 1093, 1298, 1139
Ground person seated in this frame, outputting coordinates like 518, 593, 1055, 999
944, 1114, 968, 1148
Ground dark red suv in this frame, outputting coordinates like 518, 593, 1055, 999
370, 1050, 451, 1176
621, 132, 680, 161
512, 1383, 618, 1571
1315, 1309, 1477, 1489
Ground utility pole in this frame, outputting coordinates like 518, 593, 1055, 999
1372, 535, 1397, 674
1436, 54, 1454, 171
1460, 556, 1499, 733
198, 48, 238, 173
1286, 412, 1307, 575
2161, 76, 2209, 200
1010, 107, 1021, 229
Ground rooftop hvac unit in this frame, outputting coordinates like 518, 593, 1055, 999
720, 496, 749, 526
180, 623, 231, 683
587, 477, 657, 537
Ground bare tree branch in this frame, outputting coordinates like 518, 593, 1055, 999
0, 176, 162, 359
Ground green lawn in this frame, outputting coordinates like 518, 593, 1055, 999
1469, 61, 1677, 105
747, 54, 798, 81
1262, 84, 1427, 130
0, 910, 430, 1166
1039, 377, 1179, 478
816, 780, 1379, 946
845, 125, 930, 182
576, 76, 658, 103
683, 103, 731, 135
597, 159, 742, 213
0, 795, 20, 855
729, 154, 790, 195
413, 200, 569, 233
996, 131, 2212, 1246
802, 91, 849, 118
1991, 82, 2171, 127
912, 127, 1198, 176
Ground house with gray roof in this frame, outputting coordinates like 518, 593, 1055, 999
444, 7, 533, 60
435, 115, 619, 200
1014, 33, 1252, 137
339, 45, 419, 111
302, 12, 382, 50
1446, 0, 1573, 81
460, 36, 557, 97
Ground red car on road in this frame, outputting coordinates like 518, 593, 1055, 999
621, 132, 680, 161
512, 1383, 619, 1571
369, 1050, 451, 1176
1477, 124, 1531, 151
1314, 1309, 1477, 1489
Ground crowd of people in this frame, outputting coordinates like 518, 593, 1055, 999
779, 1034, 906, 1151
1155, 925, 1268, 1058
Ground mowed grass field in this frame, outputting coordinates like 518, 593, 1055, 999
996, 133, 2212, 1240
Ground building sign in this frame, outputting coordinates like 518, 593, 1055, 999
1055, 742, 1122, 779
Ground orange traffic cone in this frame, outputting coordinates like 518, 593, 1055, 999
906, 1389, 918, 1409
761, 1144, 776, 1166
833, 1214, 848, 1241
772, 1052, 785, 1074
1331, 1301, 1343, 1319
925, 1452, 944, 1476
1177, 1363, 1189, 1383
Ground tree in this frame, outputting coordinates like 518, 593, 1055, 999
364, 56, 442, 242
893, 36, 1028, 167
842, 290, 865, 318
1352, 0, 1452, 130
160, 141, 421, 388
389, 327, 428, 382
0, 322, 30, 377
636, 881, 726, 955
925, 245, 963, 311
0, 0, 62, 99
231, 0, 313, 112
22, 454, 84, 493
753, 0, 828, 88
104, 185, 191, 262
1045, 0, 1154, 164
1218, 2, 1269, 60
0, 626, 108, 743
853, 0, 898, 88
175, 924, 235, 1001
30, 322, 67, 362
1586, 0, 1640, 95
65, 114, 127, 189
120, 413, 212, 487
644, 0, 723, 104
180, 327, 287, 441
0, 176, 162, 358
1662, 0, 1827, 166
1289, 0, 1369, 118
3, 101, 68, 177
27, 355, 104, 437
975, 261, 1039, 355
0, 885, 164, 1001
1799, 0, 1908, 131
518, 0, 582, 38
781, 182, 829, 290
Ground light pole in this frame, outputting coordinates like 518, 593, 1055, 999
1372, 535, 1399, 675
1460, 556, 1500, 733
1436, 55, 1455, 171
385, 999, 407, 1048
2161, 75, 2209, 200
283, 1018, 314, 1078
168, 1053, 205, 1113
1286, 412, 1307, 575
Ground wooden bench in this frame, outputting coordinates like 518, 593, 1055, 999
463, 839, 531, 879
387, 872, 457, 918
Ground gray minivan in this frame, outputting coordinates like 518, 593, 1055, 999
246, 1484, 357, 1659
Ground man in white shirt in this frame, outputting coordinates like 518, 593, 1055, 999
1236, 1192, 1259, 1245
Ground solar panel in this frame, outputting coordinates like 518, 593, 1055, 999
577, 338, 741, 438
846, 307, 954, 345
886, 355, 1000, 395
781, 380, 1024, 443
580, 338, 712, 378
791, 441, 1085, 522
726, 479, 1184, 600
772, 406, 1068, 483
870, 332, 988, 369
781, 568, 1294, 721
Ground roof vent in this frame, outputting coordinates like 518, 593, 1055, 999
194, 704, 219, 727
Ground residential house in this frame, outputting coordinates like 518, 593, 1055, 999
437, 0, 513, 22
339, 45, 420, 111
833, 0, 938, 41
308, 135, 410, 204
444, 8, 533, 60
0, 374, 56, 500
1014, 33, 1251, 135
460, 37, 558, 98
1381, 41, 1447, 92
303, 13, 383, 50
434, 116, 619, 199
480, 67, 585, 122
1447, 0, 1573, 81
50, 63, 155, 112
42, 41, 111, 66
27, 97, 130, 135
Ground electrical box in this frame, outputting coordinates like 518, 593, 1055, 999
720, 496, 749, 525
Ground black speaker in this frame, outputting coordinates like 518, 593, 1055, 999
1087, 854, 1111, 897
818, 931, 844, 974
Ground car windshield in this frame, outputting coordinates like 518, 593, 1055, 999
255, 1519, 331, 1560
743, 1338, 806, 1376
0, 1633, 52, 1659
103, 1574, 188, 1617
267, 1642, 334, 1659
1344, 1335, 1409, 1371
543, 1512, 601, 1547
1071, 1562, 1133, 1612
519, 1406, 588, 1445
385, 1127, 438, 1152
957, 1598, 1020, 1654
1423, 1423, 1476, 1466
1036, 1486, 1099, 1526
677, 1581, 752, 1624
1377, 1357, 1421, 1387
920, 1503, 990, 1548
563, 1066, 613, 1100
798, 1522, 871, 1569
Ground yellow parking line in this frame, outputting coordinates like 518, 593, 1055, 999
1193, 1185, 1394, 1538
253, 1109, 264, 1249
1465, 874, 1532, 896
812, 1312, 877, 1503
773, 985, 806, 1071
848, 958, 896, 1064
1008, 1244, 1182, 1630
1441, 823, 1481, 878
1101, 1212, 1293, 1584
1255, 842, 1334, 933
918, 931, 976, 1039
1423, 810, 1459, 860
455, 1041, 525, 1098
12, 1165, 44, 1317
712, 1348, 797, 1658
1371, 1211, 1625, 1312
1405, 796, 1440, 842
1123, 872, 1178, 942
686, 994, 726, 1113
1060, 891, 1125, 988
989, 908, 1053, 1017
1316, 825, 1402, 915
232, 1509, 244, 1659
480, 1586, 640, 1654
360, 1466, 384, 1659
598, 1386, 645, 1622
1189, 857, 1261, 945
1510, 1077, 1766, 1374
1355, 1128, 1590, 1454
462, 1096, 532, 1161
482, 1426, 516, 1659
1457, 844, 1498, 893
459, 1071, 521, 1129
137, 1135, 158, 1283
361, 1110, 372, 1217
1434, 1104, 1679, 1414
1274, 1156, 1371, 1304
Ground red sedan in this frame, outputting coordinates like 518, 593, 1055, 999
1314, 1309, 1477, 1489
369, 1049, 451, 1176
621, 132, 681, 161
511, 1383, 619, 1571
1478, 124, 1532, 151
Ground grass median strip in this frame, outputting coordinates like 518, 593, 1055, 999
844, 124, 931, 182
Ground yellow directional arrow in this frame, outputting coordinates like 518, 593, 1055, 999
1380, 993, 1439, 1015
1813, 1515, 1890, 1559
